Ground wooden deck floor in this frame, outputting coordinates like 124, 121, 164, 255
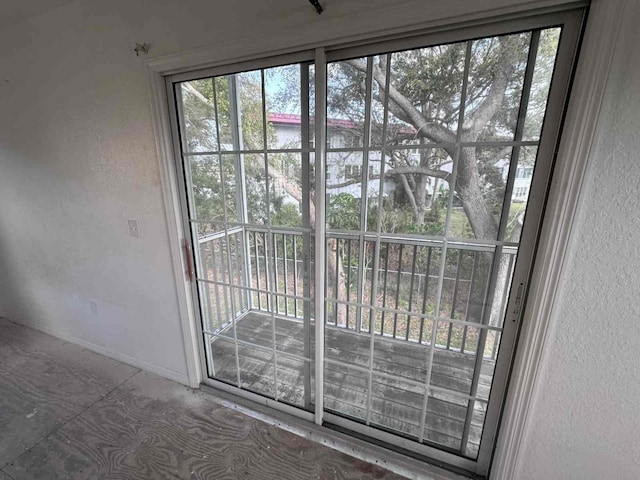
209, 312, 495, 459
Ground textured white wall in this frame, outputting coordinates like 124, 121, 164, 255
514, 2, 640, 479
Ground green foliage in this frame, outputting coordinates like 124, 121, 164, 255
181, 73, 300, 233
271, 203, 302, 228
327, 193, 360, 230
182, 29, 561, 242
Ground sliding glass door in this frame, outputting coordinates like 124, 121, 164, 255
172, 60, 316, 412
168, 8, 584, 476
321, 25, 566, 463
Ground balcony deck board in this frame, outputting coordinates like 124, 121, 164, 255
208, 311, 495, 458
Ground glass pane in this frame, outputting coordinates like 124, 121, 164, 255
326, 58, 367, 148
188, 155, 223, 223
176, 61, 314, 418
198, 280, 219, 332
325, 307, 372, 366
464, 399, 488, 459
248, 230, 269, 310
219, 155, 239, 222
458, 249, 492, 324
431, 332, 475, 396
275, 312, 311, 357
207, 334, 238, 386
373, 335, 429, 384
369, 55, 387, 148
233, 314, 273, 350
266, 64, 302, 149
324, 363, 369, 422
234, 70, 264, 151
321, 26, 566, 460
276, 355, 311, 410
450, 147, 513, 241
476, 329, 501, 401
243, 153, 267, 225
466, 32, 531, 142
269, 153, 303, 227
378, 148, 451, 236
270, 234, 303, 319
423, 389, 468, 451
237, 343, 276, 398
179, 79, 217, 152
213, 76, 235, 151
199, 240, 234, 329
523, 28, 561, 141
212, 73, 265, 151
325, 238, 367, 329
339, 238, 361, 330
438, 247, 494, 324
370, 374, 425, 438
372, 243, 443, 339
365, 152, 383, 230
506, 146, 538, 242
326, 151, 364, 230
386, 43, 466, 146
185, 156, 236, 225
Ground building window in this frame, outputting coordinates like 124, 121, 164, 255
345, 164, 361, 180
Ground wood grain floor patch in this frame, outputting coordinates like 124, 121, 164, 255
6, 372, 405, 479
1, 320, 406, 479
0, 468, 13, 480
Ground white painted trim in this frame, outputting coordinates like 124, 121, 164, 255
146, 1, 587, 76
13, 319, 190, 385
145, 64, 202, 388
490, 1, 628, 478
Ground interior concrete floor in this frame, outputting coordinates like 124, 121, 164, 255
0, 318, 405, 479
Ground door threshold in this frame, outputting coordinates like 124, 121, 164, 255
200, 383, 473, 480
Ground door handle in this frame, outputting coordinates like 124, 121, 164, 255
184, 239, 194, 283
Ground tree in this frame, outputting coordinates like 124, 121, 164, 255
324, 30, 559, 326
179, 28, 560, 329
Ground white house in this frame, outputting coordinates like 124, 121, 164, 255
269, 113, 532, 204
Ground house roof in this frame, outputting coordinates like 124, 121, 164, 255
268, 112, 358, 129
267, 113, 417, 134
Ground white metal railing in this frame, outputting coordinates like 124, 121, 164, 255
197, 225, 515, 360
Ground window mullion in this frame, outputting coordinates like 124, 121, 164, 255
355, 57, 375, 334
314, 47, 328, 426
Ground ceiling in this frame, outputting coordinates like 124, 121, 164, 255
0, 0, 76, 29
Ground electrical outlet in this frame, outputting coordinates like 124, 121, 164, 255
90, 300, 98, 315
128, 218, 139, 238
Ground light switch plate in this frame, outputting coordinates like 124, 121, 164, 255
128, 218, 139, 238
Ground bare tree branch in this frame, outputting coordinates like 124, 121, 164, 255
398, 174, 419, 214
388, 166, 451, 179
183, 83, 211, 105
345, 59, 456, 144
327, 178, 363, 189
327, 164, 450, 190
463, 38, 516, 135
267, 165, 316, 224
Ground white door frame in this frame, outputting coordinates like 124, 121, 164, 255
144, 0, 626, 477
